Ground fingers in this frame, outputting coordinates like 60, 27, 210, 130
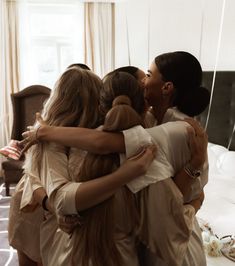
184, 118, 206, 137
36, 112, 42, 124
27, 126, 34, 131
184, 118, 202, 131
186, 126, 199, 142
20, 141, 34, 155
18, 138, 33, 155
185, 118, 208, 143
128, 144, 157, 161
63, 216, 81, 224
21, 131, 29, 139
36, 112, 46, 126
0, 144, 21, 160
145, 144, 157, 158
36, 112, 41, 119
58, 215, 82, 234
186, 126, 195, 136
199, 190, 205, 203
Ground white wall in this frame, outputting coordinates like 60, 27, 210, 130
115, 0, 235, 71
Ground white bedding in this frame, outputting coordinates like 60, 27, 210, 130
197, 143, 235, 265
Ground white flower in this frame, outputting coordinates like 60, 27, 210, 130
202, 234, 223, 257
202, 231, 210, 243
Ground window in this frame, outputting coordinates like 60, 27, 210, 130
19, 1, 84, 89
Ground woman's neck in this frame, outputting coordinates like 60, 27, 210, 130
151, 105, 169, 125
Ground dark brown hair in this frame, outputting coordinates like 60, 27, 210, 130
155, 51, 210, 116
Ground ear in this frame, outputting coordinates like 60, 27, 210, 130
162, 82, 174, 96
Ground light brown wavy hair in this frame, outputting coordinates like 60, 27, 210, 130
76, 72, 145, 266
24, 67, 102, 174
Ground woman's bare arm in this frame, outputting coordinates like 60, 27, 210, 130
39, 126, 125, 154
33, 187, 51, 212
173, 118, 208, 197
75, 145, 156, 211
33, 145, 156, 213
21, 125, 125, 155
187, 190, 205, 213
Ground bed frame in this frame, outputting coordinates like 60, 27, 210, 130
199, 71, 235, 151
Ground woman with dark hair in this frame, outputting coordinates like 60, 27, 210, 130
21, 51, 209, 266
144, 51, 210, 126
122, 51, 209, 266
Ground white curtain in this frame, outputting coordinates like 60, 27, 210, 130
84, 2, 115, 78
0, 0, 20, 173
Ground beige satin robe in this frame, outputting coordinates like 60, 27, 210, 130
123, 114, 208, 266
45, 144, 139, 265
35, 143, 139, 266
8, 148, 45, 262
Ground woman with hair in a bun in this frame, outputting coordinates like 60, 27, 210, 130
144, 51, 210, 127
125, 51, 209, 266
105, 52, 209, 266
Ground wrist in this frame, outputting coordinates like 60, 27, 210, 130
189, 158, 204, 170
184, 162, 202, 179
116, 163, 140, 184
190, 199, 201, 213
189, 197, 203, 213
38, 125, 49, 141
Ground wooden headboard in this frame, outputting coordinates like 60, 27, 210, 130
198, 71, 235, 151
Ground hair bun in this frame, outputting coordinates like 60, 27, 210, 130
177, 85, 210, 116
112, 95, 131, 107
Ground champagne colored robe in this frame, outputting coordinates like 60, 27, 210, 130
32, 142, 139, 266
8, 147, 46, 262
123, 113, 208, 266
47, 148, 140, 266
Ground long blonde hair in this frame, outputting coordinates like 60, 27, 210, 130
42, 67, 101, 127
77, 72, 145, 266
24, 67, 102, 173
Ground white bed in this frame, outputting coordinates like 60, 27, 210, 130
197, 143, 235, 265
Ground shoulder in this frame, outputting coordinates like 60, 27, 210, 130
146, 121, 188, 138
163, 107, 189, 123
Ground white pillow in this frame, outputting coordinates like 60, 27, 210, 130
217, 151, 235, 177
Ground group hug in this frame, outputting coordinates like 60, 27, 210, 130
7, 51, 211, 266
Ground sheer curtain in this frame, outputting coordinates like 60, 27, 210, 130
84, 2, 115, 78
0, 0, 20, 173
0, 0, 115, 173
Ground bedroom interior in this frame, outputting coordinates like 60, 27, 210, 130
0, 0, 235, 265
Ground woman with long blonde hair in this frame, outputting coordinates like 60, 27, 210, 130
8, 66, 101, 266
